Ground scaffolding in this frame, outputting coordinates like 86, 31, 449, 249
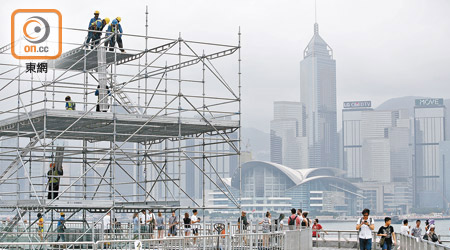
0, 8, 241, 242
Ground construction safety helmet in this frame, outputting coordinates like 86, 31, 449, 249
116, 17, 121, 22
94, 10, 100, 15
60, 212, 65, 216
104, 17, 110, 24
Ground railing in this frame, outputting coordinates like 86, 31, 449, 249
0, 229, 312, 250
397, 233, 450, 250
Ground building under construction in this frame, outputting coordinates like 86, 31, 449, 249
0, 9, 241, 242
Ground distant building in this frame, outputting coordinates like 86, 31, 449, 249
414, 98, 446, 209
439, 141, 450, 210
270, 102, 308, 169
300, 22, 338, 169
211, 161, 362, 216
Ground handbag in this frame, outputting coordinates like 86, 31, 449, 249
379, 237, 385, 247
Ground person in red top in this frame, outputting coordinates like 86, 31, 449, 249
287, 208, 301, 230
312, 219, 325, 238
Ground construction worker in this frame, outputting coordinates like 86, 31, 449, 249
65, 96, 76, 111
47, 163, 63, 199
105, 17, 125, 53
88, 18, 110, 48
95, 85, 111, 112
55, 213, 66, 245
37, 213, 44, 241
85, 10, 101, 47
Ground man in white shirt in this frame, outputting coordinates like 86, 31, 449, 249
356, 208, 375, 250
400, 219, 410, 235
191, 209, 201, 243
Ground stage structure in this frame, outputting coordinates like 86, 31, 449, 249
0, 8, 241, 243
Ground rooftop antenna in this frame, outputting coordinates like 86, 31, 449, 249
314, 0, 319, 34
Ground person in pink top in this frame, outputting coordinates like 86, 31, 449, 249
287, 208, 301, 230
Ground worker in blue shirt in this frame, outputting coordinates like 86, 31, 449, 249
65, 96, 76, 111
89, 18, 110, 48
55, 213, 66, 243
85, 10, 101, 48
105, 17, 125, 53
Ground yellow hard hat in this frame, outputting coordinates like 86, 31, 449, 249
60, 212, 65, 216
104, 17, 110, 24
116, 17, 121, 22
94, 10, 100, 15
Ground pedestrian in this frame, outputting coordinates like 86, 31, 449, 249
168, 211, 178, 237
237, 211, 249, 232
259, 211, 271, 247
288, 208, 301, 230
37, 213, 44, 241
105, 17, 125, 53
47, 163, 63, 199
411, 220, 422, 238
55, 213, 66, 243
65, 96, 76, 110
277, 214, 285, 231
400, 219, 410, 235
423, 225, 441, 244
114, 218, 122, 239
296, 208, 302, 218
103, 212, 111, 242
312, 219, 327, 238
377, 217, 396, 250
301, 211, 311, 227
147, 209, 156, 239
139, 210, 148, 238
133, 213, 139, 239
156, 212, 164, 239
356, 208, 375, 250
183, 213, 191, 236
191, 209, 201, 243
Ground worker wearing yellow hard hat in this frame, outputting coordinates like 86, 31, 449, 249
85, 10, 102, 48
105, 17, 125, 53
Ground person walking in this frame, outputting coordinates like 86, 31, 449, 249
183, 213, 191, 236
147, 210, 156, 239
312, 219, 327, 238
191, 209, 201, 244
55, 213, 66, 244
139, 210, 148, 238
259, 211, 271, 247
168, 211, 178, 237
156, 212, 164, 239
377, 217, 396, 250
132, 213, 139, 239
287, 208, 301, 230
238, 211, 249, 232
411, 220, 422, 238
356, 208, 375, 250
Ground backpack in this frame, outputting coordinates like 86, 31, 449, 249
288, 215, 297, 226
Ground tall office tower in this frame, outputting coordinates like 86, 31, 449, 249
270, 101, 308, 169
300, 23, 338, 168
414, 98, 446, 208
342, 101, 373, 178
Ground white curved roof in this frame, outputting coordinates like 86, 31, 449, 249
239, 161, 353, 189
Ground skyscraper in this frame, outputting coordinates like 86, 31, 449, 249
270, 101, 308, 169
300, 23, 338, 168
414, 98, 446, 208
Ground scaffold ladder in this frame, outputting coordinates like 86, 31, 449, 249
0, 134, 41, 185
98, 47, 141, 114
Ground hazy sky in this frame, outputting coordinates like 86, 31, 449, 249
1, 0, 450, 132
